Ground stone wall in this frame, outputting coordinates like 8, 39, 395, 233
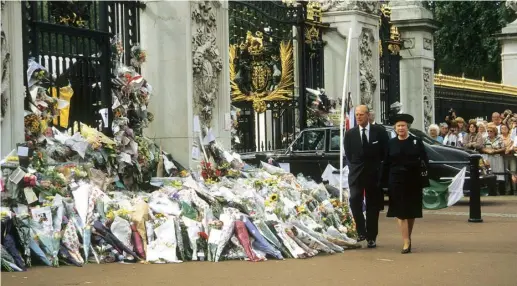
141, 0, 230, 169
1, 1, 25, 157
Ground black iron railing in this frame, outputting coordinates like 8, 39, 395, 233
435, 86, 517, 124
232, 100, 298, 153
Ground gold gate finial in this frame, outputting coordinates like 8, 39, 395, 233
307, 1, 322, 23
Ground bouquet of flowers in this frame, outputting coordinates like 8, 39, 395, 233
130, 44, 147, 68
146, 217, 182, 263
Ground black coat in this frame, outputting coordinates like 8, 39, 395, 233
381, 135, 429, 219
344, 124, 389, 187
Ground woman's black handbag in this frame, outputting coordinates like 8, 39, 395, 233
420, 160, 430, 188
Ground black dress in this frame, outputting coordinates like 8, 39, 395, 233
382, 135, 429, 219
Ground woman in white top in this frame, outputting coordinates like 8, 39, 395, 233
481, 125, 506, 191
477, 122, 488, 139
443, 120, 462, 147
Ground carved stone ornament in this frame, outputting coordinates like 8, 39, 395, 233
319, 0, 381, 14
191, 0, 223, 128
507, 0, 517, 24
423, 38, 432, 51
423, 67, 433, 130
359, 28, 377, 110
1, 0, 10, 120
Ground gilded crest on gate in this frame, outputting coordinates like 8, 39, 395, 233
230, 31, 294, 113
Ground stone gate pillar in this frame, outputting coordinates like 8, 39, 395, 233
498, 3, 517, 87
321, 2, 381, 117
390, 1, 437, 131
1, 1, 25, 157
141, 0, 230, 168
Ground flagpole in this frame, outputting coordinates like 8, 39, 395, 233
339, 27, 353, 203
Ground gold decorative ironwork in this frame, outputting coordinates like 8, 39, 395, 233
381, 4, 391, 18
230, 31, 294, 113
307, 1, 322, 23
434, 71, 517, 96
388, 25, 401, 55
305, 25, 319, 44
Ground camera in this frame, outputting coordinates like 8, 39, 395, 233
448, 108, 455, 117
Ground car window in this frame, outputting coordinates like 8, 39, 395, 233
409, 128, 440, 145
329, 129, 342, 151
292, 130, 326, 151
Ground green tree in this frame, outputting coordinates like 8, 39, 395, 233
430, 1, 515, 82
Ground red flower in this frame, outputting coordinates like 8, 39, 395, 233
199, 231, 209, 240
215, 169, 222, 177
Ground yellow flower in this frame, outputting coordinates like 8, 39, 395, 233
270, 194, 279, 202
106, 211, 115, 220
296, 205, 306, 213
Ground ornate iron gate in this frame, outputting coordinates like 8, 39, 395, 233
21, 1, 141, 133
229, 0, 326, 152
379, 5, 401, 124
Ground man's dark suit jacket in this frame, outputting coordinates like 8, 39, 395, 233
344, 124, 389, 187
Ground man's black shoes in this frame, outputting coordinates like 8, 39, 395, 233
367, 240, 377, 248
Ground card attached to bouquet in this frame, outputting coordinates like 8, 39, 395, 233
24, 187, 38, 204
17, 146, 29, 157
31, 206, 53, 231
9, 167, 26, 184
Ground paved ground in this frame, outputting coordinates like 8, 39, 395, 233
3, 197, 517, 286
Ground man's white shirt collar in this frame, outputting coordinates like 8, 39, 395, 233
359, 123, 370, 143
360, 123, 370, 132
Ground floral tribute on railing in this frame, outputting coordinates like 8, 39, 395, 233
1, 35, 359, 272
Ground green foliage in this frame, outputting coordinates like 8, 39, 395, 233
430, 1, 516, 81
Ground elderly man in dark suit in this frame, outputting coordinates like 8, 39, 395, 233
345, 105, 389, 248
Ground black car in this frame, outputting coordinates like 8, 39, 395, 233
242, 125, 495, 193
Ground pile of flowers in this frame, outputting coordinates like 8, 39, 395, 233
1, 36, 359, 272
1, 137, 358, 270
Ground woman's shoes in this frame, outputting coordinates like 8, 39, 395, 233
401, 241, 412, 254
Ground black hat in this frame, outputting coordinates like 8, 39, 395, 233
390, 113, 414, 125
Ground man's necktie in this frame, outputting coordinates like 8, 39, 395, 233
362, 128, 368, 148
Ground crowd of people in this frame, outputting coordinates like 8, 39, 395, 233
427, 109, 517, 195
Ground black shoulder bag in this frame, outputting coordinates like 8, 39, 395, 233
417, 138, 430, 188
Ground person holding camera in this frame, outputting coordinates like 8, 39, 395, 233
502, 109, 513, 127
443, 120, 462, 147
445, 108, 456, 126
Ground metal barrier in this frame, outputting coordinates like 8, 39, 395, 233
429, 154, 483, 223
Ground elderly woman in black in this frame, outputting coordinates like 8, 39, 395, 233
380, 114, 429, 254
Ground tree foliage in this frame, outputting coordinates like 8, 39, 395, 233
430, 1, 516, 82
